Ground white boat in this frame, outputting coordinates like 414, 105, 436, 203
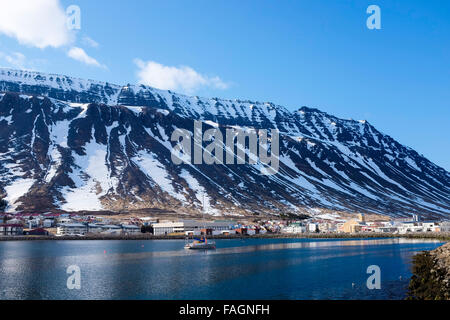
184, 195, 216, 250
184, 237, 216, 250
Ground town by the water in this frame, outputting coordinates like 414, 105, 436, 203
1, 212, 449, 239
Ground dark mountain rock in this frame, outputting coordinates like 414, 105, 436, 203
0, 68, 449, 218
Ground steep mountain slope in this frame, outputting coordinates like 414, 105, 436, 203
0, 68, 449, 218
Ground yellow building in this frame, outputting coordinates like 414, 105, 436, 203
357, 213, 365, 223
341, 219, 362, 233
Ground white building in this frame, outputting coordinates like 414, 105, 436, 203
375, 226, 399, 233
27, 218, 41, 229
307, 223, 319, 233
8, 218, 22, 225
318, 222, 338, 233
43, 219, 54, 228
221, 230, 237, 235
152, 220, 235, 236
152, 222, 185, 235
101, 225, 122, 234
57, 217, 74, 224
121, 225, 141, 234
57, 223, 87, 235
398, 221, 440, 234
87, 224, 104, 233
0, 224, 24, 236
440, 221, 450, 232
281, 223, 306, 234
182, 220, 235, 232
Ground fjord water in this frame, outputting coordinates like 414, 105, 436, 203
0, 238, 443, 300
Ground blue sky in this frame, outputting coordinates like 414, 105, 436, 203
0, 0, 449, 170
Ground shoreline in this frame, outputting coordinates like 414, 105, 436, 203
408, 242, 450, 300
1, 232, 449, 242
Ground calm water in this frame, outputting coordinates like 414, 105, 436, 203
0, 238, 443, 300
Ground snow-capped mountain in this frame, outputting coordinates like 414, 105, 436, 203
1, 68, 449, 218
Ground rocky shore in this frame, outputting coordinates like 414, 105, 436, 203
408, 242, 450, 300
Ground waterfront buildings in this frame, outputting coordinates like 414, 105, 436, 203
1, 211, 449, 238
0, 224, 24, 236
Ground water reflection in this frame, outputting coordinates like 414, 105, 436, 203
0, 238, 443, 300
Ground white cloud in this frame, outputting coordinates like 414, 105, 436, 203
67, 47, 105, 68
0, 0, 72, 49
0, 0, 106, 69
82, 36, 99, 48
134, 59, 229, 94
0, 51, 48, 70
0, 52, 27, 69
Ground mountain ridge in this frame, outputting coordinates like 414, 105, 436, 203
1, 69, 449, 219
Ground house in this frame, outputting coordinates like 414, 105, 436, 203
0, 224, 24, 236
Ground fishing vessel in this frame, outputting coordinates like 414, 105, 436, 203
184, 236, 216, 250
184, 194, 216, 250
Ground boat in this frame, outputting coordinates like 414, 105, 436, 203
185, 236, 216, 250
184, 194, 216, 250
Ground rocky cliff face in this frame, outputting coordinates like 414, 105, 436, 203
0, 68, 449, 218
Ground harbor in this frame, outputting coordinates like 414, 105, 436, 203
0, 237, 444, 300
